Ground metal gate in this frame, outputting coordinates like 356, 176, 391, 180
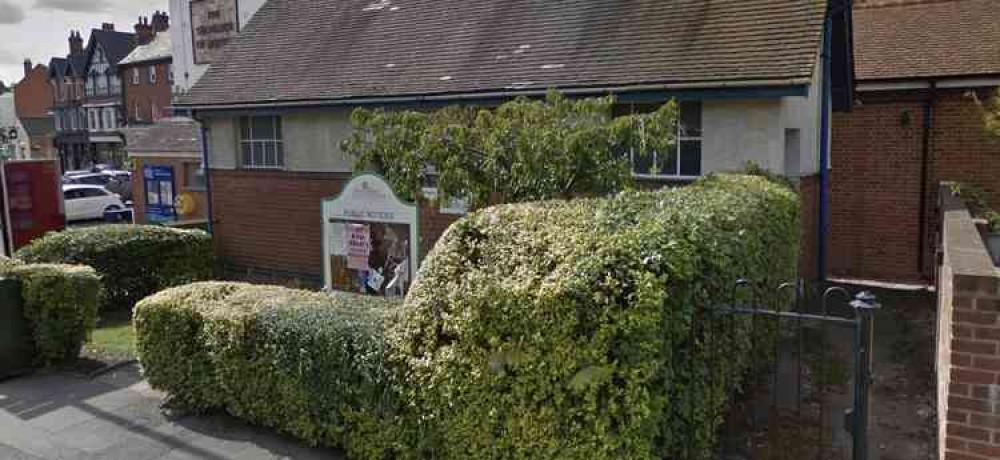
709, 279, 879, 460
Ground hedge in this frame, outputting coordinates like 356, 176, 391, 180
134, 282, 404, 460
393, 174, 800, 460
0, 261, 102, 366
17, 225, 213, 311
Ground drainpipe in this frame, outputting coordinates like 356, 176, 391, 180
817, 11, 834, 281
192, 110, 214, 235
917, 82, 936, 277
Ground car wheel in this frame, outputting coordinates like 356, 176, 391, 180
104, 205, 123, 222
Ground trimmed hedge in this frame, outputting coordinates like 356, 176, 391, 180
394, 174, 800, 460
17, 225, 213, 311
134, 282, 404, 460
0, 261, 102, 366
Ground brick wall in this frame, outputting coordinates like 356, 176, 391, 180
938, 185, 1000, 460
210, 169, 462, 286
121, 60, 173, 124
131, 156, 207, 224
13, 65, 53, 119
831, 87, 1000, 283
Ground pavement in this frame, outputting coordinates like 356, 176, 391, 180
0, 364, 344, 460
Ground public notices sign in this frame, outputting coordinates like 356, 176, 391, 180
190, 0, 239, 64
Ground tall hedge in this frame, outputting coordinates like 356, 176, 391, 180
0, 262, 102, 366
134, 282, 404, 460
16, 225, 213, 311
393, 174, 800, 460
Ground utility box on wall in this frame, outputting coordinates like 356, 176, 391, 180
0, 159, 66, 255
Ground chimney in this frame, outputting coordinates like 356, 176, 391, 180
151, 11, 169, 32
69, 31, 83, 54
102, 23, 114, 31
135, 16, 153, 45
23, 59, 32, 77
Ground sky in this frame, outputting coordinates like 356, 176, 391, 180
0, 0, 167, 86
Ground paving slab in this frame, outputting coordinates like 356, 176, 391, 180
0, 365, 344, 460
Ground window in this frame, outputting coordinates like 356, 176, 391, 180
151, 101, 158, 121
131, 68, 139, 85
167, 64, 174, 84
783, 128, 801, 178
88, 110, 96, 130
184, 162, 207, 190
239, 116, 285, 169
81, 188, 108, 198
149, 65, 157, 84
619, 101, 702, 179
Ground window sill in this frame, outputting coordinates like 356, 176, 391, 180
240, 166, 286, 172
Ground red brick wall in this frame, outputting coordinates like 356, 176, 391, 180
830, 88, 1000, 283
799, 174, 821, 280
211, 169, 465, 285
121, 60, 173, 124
13, 65, 53, 118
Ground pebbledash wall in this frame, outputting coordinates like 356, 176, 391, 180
830, 87, 1000, 283
200, 84, 827, 285
936, 184, 1000, 460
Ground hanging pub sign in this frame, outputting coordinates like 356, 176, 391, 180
322, 173, 419, 298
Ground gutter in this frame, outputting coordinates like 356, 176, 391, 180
173, 77, 814, 112
817, 10, 834, 281
917, 81, 937, 277
190, 110, 214, 236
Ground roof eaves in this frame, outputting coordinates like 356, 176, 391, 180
178, 77, 814, 111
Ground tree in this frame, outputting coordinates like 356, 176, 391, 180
341, 91, 678, 208
0, 80, 8, 94
985, 89, 1000, 139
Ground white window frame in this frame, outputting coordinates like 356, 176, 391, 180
131, 68, 139, 85
149, 65, 157, 84
627, 101, 703, 181
239, 116, 285, 170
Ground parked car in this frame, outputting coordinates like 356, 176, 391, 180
63, 184, 126, 222
64, 172, 113, 187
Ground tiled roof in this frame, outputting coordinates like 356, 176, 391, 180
20, 117, 55, 138
124, 117, 201, 156
48, 58, 67, 78
88, 29, 137, 68
854, 0, 1000, 80
179, 0, 828, 107
120, 32, 172, 66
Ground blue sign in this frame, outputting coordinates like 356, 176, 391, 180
143, 165, 176, 223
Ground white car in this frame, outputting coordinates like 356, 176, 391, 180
63, 184, 125, 222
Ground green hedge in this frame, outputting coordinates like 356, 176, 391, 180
0, 262, 102, 366
134, 282, 404, 460
394, 174, 800, 460
17, 225, 213, 311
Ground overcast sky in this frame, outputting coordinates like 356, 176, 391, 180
0, 0, 167, 86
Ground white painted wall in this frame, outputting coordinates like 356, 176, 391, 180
169, 0, 267, 94
205, 109, 356, 172
204, 61, 825, 179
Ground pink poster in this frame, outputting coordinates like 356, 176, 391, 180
345, 224, 371, 270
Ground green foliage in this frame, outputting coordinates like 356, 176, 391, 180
0, 262, 102, 366
985, 89, 1000, 139
394, 174, 800, 460
134, 282, 404, 460
16, 225, 213, 311
342, 91, 678, 207
743, 161, 796, 190
949, 182, 1000, 232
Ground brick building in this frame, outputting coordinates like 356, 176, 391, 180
50, 31, 90, 171
119, 12, 172, 125
13, 60, 56, 159
829, 0, 1000, 283
175, 0, 853, 289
